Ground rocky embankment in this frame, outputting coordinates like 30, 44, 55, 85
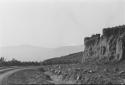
8, 63, 125, 84
44, 63, 125, 84
83, 25, 125, 63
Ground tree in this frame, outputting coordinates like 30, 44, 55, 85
0, 57, 6, 66
0, 57, 5, 62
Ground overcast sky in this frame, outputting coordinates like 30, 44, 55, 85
0, 0, 125, 48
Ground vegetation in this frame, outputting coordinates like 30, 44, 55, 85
0, 57, 40, 66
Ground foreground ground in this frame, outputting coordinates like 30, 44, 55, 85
3, 61, 125, 85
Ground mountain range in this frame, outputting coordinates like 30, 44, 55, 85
0, 45, 83, 61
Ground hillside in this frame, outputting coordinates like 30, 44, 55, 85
42, 52, 83, 65
42, 25, 125, 65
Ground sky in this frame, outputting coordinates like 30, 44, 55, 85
0, 0, 125, 48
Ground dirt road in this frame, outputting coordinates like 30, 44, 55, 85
0, 67, 29, 85
0, 68, 21, 85
0, 66, 45, 85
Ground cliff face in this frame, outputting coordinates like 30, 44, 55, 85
83, 25, 125, 63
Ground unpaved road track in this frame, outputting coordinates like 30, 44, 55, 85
0, 67, 40, 85
0, 67, 26, 85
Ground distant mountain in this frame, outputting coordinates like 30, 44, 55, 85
0, 45, 52, 61
0, 45, 83, 61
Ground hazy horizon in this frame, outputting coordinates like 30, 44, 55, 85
0, 43, 83, 48
0, 0, 125, 48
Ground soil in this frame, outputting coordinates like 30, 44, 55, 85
7, 61, 125, 84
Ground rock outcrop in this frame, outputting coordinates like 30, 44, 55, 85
83, 25, 125, 63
